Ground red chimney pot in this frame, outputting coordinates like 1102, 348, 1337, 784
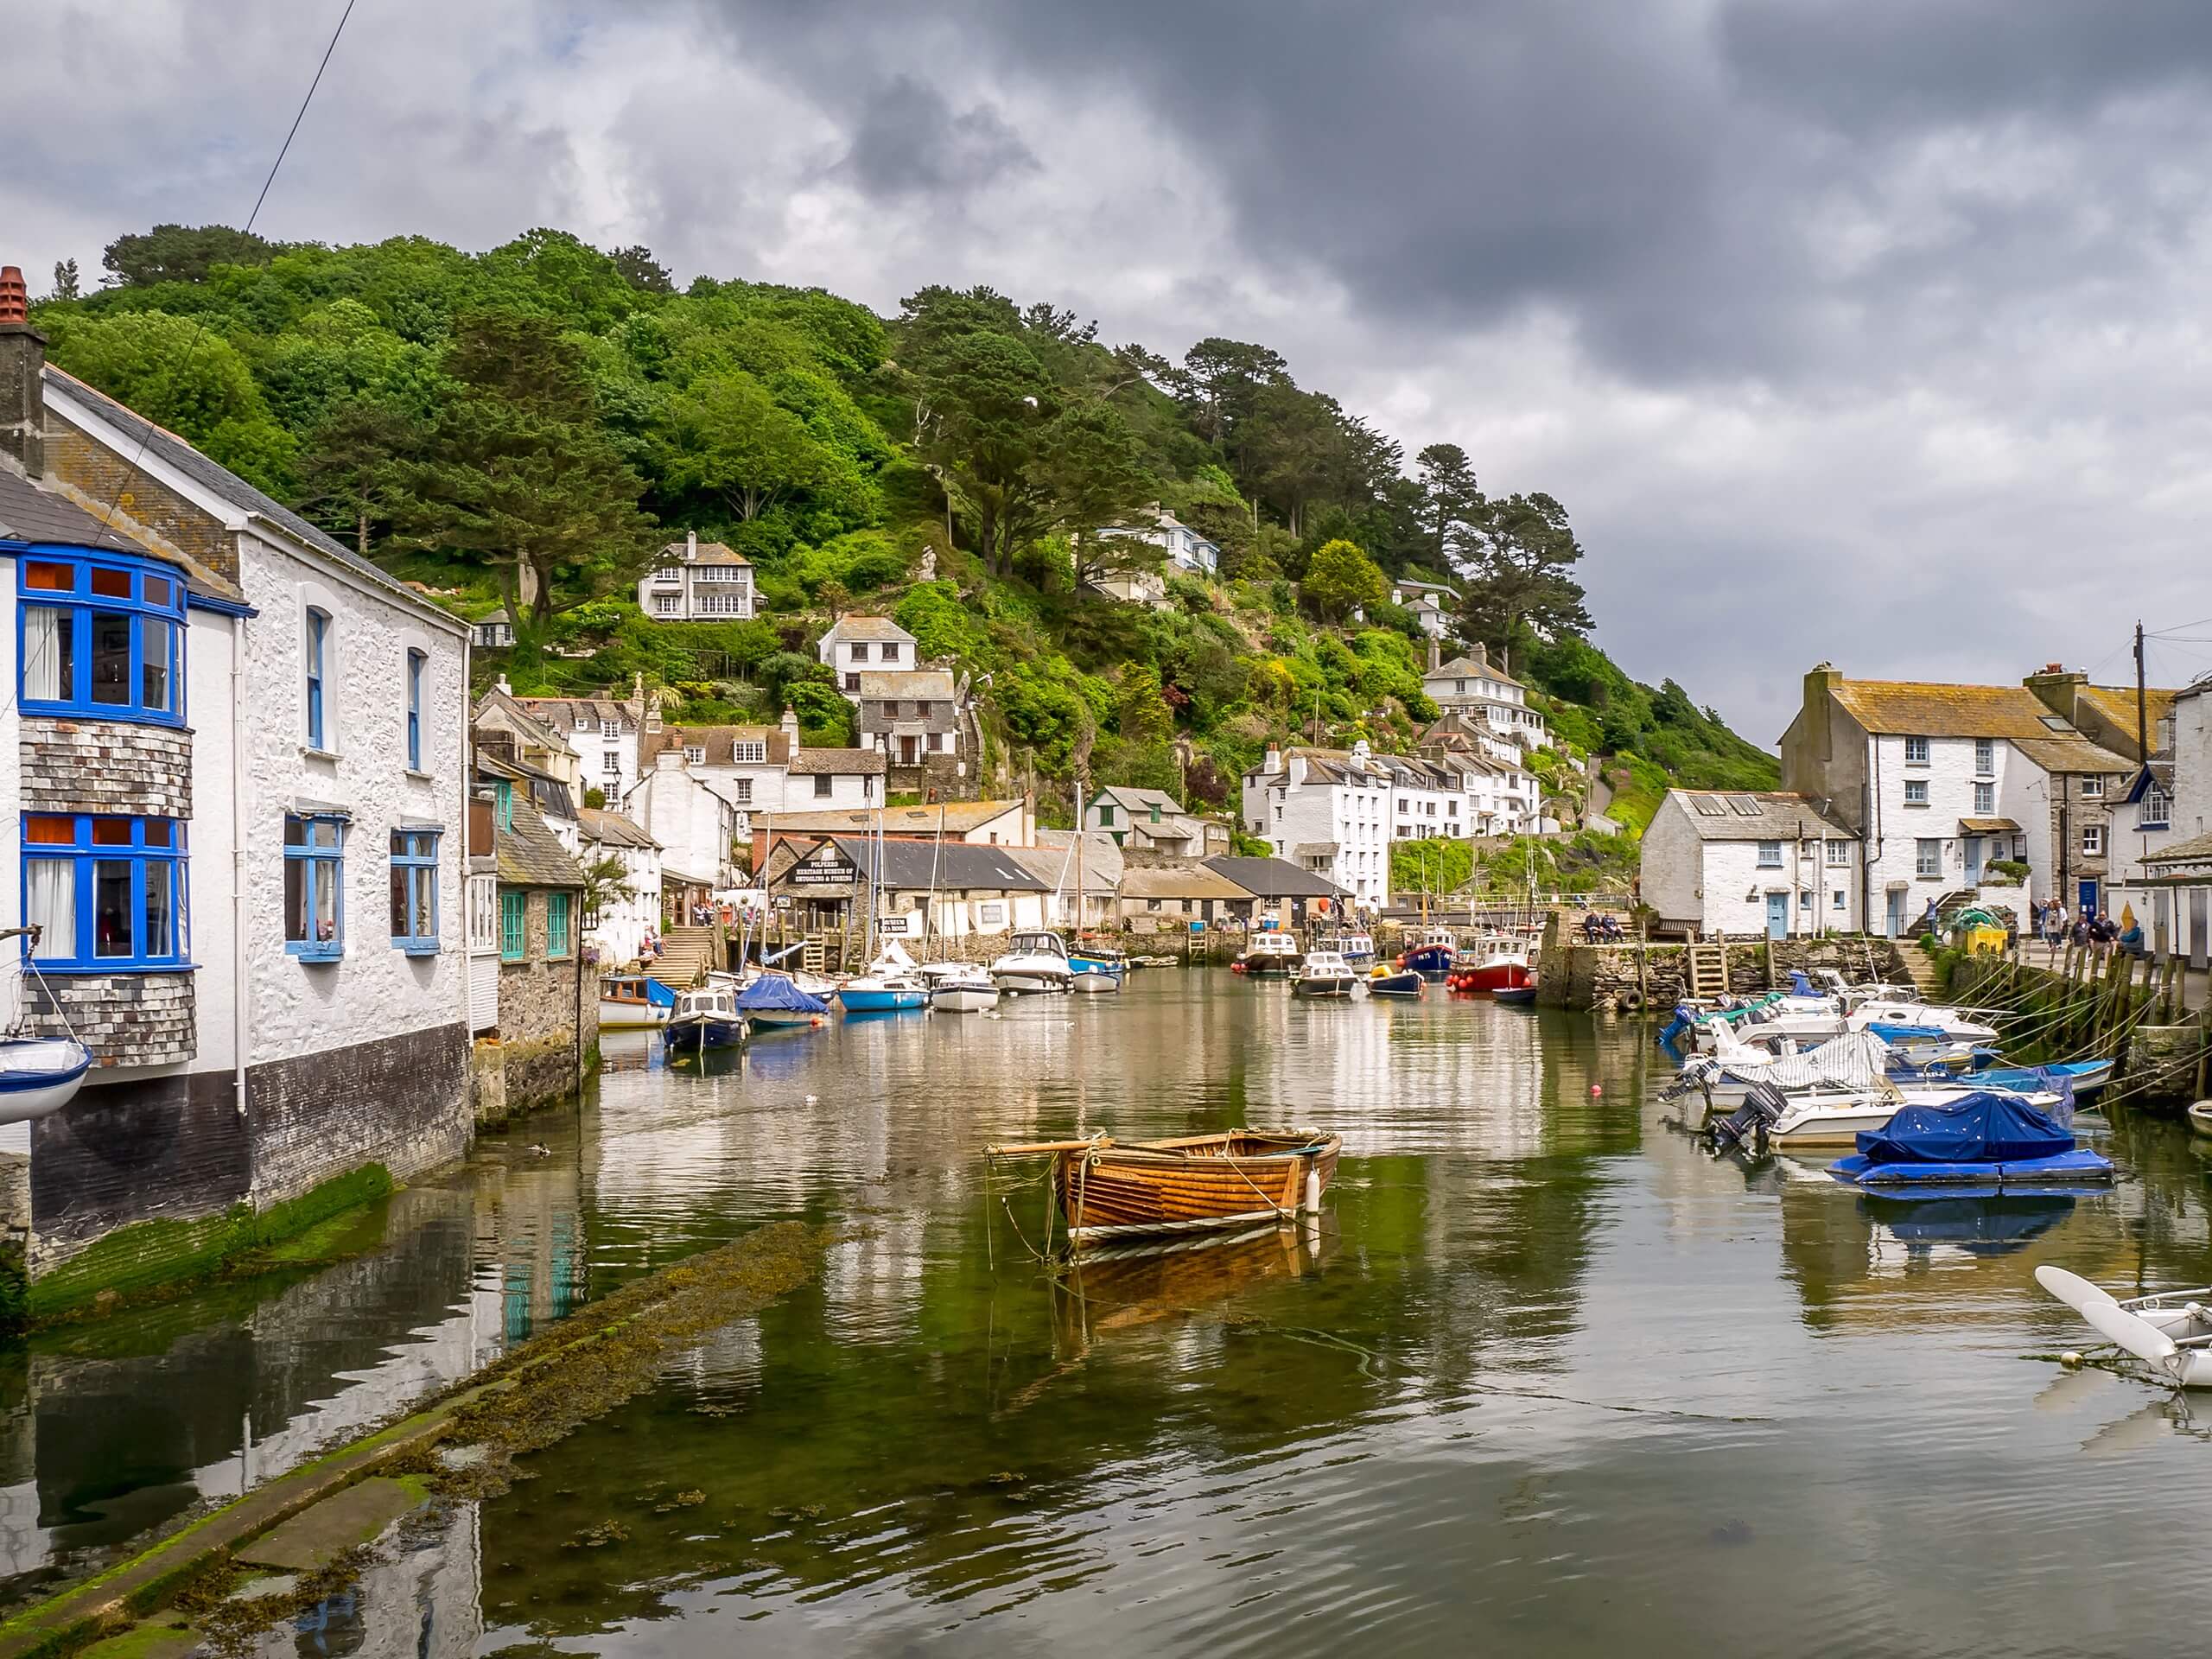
0, 267, 26, 326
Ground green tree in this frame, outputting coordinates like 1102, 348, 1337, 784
1299, 537, 1388, 624
394, 310, 658, 657
296, 397, 419, 556
654, 368, 841, 523
905, 327, 1054, 577
50, 259, 79, 302
1037, 402, 1159, 592
1414, 442, 1481, 569
612, 245, 677, 295
786, 679, 856, 746
1455, 493, 1592, 665
101, 223, 281, 287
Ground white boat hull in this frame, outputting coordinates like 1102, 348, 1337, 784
932, 985, 1001, 1013
598, 1001, 671, 1030
993, 970, 1071, 995
1071, 969, 1120, 994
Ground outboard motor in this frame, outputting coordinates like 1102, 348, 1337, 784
1708, 1082, 1787, 1155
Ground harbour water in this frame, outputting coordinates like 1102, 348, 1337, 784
10, 972, 2212, 1654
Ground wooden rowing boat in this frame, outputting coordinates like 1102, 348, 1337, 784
987, 1129, 1341, 1246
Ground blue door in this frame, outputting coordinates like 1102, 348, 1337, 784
1765, 893, 1789, 939
2079, 879, 2100, 918
1963, 836, 1984, 886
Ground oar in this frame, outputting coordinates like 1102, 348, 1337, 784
2035, 1264, 2119, 1315
2081, 1301, 2179, 1374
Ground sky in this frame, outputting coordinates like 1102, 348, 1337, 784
10, 0, 2212, 746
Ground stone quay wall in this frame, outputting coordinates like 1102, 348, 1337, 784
1538, 932, 1914, 1013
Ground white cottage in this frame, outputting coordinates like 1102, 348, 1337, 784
578, 807, 662, 968
1640, 791, 1861, 939
0, 302, 473, 1292
638, 531, 755, 620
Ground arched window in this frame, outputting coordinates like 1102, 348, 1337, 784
304, 607, 331, 749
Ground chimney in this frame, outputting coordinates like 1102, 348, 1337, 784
1262, 743, 1282, 777
780, 705, 801, 750
2022, 662, 2087, 721
495, 672, 512, 696
0, 267, 46, 478
1427, 636, 1442, 673
687, 528, 697, 560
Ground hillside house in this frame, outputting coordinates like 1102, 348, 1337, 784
512, 687, 648, 804
818, 614, 917, 682
1083, 785, 1226, 856
638, 531, 754, 620
1421, 647, 1548, 752
473, 608, 514, 649
1389, 577, 1457, 639
0, 291, 474, 1290
1641, 791, 1862, 939
1237, 742, 1400, 910
1095, 505, 1220, 580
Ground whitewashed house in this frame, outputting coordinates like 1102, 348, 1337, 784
0, 303, 473, 1295
1240, 742, 1396, 911
472, 608, 514, 649
511, 688, 646, 804
577, 807, 661, 968
1780, 665, 2134, 935
1641, 791, 1861, 939
818, 614, 918, 683
1095, 505, 1220, 580
1422, 648, 1548, 752
1390, 577, 1457, 639
1373, 753, 1469, 842
637, 531, 754, 620
2113, 678, 2210, 960
635, 715, 882, 845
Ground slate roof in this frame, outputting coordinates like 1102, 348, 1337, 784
1032, 830, 1126, 890
2010, 736, 2133, 775
45, 365, 455, 625
2075, 683, 2177, 747
855, 670, 957, 700
516, 696, 642, 731
2144, 830, 2212, 866
1827, 679, 2075, 741
497, 797, 586, 889
1205, 855, 1350, 899
821, 836, 1047, 891
785, 747, 887, 775
1093, 785, 1189, 816
579, 807, 657, 850
642, 725, 791, 765
1120, 865, 1249, 901
765, 799, 1024, 836
0, 465, 142, 551
1424, 653, 1522, 690
824, 615, 914, 641
665, 538, 749, 566
1666, 790, 1856, 841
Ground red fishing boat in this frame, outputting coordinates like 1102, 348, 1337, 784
1446, 931, 1533, 995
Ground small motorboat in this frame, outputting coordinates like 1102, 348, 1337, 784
986, 1128, 1342, 1246
2190, 1101, 2212, 1140
931, 966, 1001, 1013
1827, 1092, 2112, 1187
0, 1036, 93, 1123
1290, 950, 1358, 999
666, 987, 745, 1052
599, 974, 677, 1030
1493, 983, 1538, 1007
1366, 964, 1424, 999
1399, 926, 1456, 978
733, 972, 830, 1033
2037, 1265, 2212, 1388
1338, 932, 1376, 965
1236, 931, 1301, 976
1446, 931, 1533, 995
990, 931, 1076, 995
1069, 941, 1125, 994
1071, 964, 1122, 994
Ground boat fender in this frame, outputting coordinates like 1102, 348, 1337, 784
1618, 987, 1646, 1014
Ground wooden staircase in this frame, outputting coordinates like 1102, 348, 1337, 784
1685, 943, 1729, 999
652, 926, 719, 988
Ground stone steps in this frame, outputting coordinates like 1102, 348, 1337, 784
652, 926, 718, 988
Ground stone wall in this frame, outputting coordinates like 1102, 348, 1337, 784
492, 888, 597, 1120
1538, 931, 1912, 1012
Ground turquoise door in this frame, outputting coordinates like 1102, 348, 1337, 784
1765, 893, 1789, 939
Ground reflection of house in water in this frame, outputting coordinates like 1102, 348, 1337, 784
289, 1499, 483, 1659
0, 1151, 584, 1591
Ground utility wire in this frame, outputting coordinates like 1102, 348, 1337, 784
92, 0, 359, 530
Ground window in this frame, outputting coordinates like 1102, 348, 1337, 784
881, 643, 900, 663
732, 779, 753, 804
304, 608, 330, 749
1398, 798, 1410, 815
814, 773, 834, 798
1904, 736, 1929, 766
601, 719, 621, 737
499, 891, 526, 961
2082, 823, 2105, 855
494, 781, 514, 833
283, 814, 346, 960
1974, 782, 1994, 815
1825, 838, 1849, 866
1974, 739, 1994, 776
733, 741, 766, 765
602, 750, 621, 777
683, 746, 706, 765
2144, 787, 2171, 830
1150, 804, 1162, 823
406, 650, 426, 772
2081, 776, 2105, 798
547, 893, 572, 958
928, 732, 944, 753
1916, 837, 1942, 878
883, 701, 901, 721
22, 815, 188, 969
19, 553, 187, 725
843, 673, 860, 692
389, 830, 440, 952
1904, 779, 1929, 805
849, 642, 869, 663
1832, 889, 1847, 911
1099, 804, 1115, 827
915, 702, 932, 719
1757, 842, 1783, 868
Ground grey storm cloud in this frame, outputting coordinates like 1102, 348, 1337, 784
836, 76, 1038, 199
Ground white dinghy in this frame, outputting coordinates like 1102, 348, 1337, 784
2037, 1266, 2212, 1389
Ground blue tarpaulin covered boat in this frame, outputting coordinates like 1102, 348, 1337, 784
1827, 1090, 2113, 1187
734, 973, 830, 1032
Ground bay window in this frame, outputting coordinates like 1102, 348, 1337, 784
22, 815, 188, 969
389, 829, 441, 953
284, 813, 346, 960
19, 552, 186, 725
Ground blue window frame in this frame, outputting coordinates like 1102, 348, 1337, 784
405, 650, 425, 772
305, 608, 329, 749
18, 550, 187, 726
546, 892, 572, 959
499, 891, 527, 961
390, 829, 441, 954
22, 814, 188, 969
284, 813, 346, 961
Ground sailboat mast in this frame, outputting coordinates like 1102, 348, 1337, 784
1075, 781, 1085, 936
